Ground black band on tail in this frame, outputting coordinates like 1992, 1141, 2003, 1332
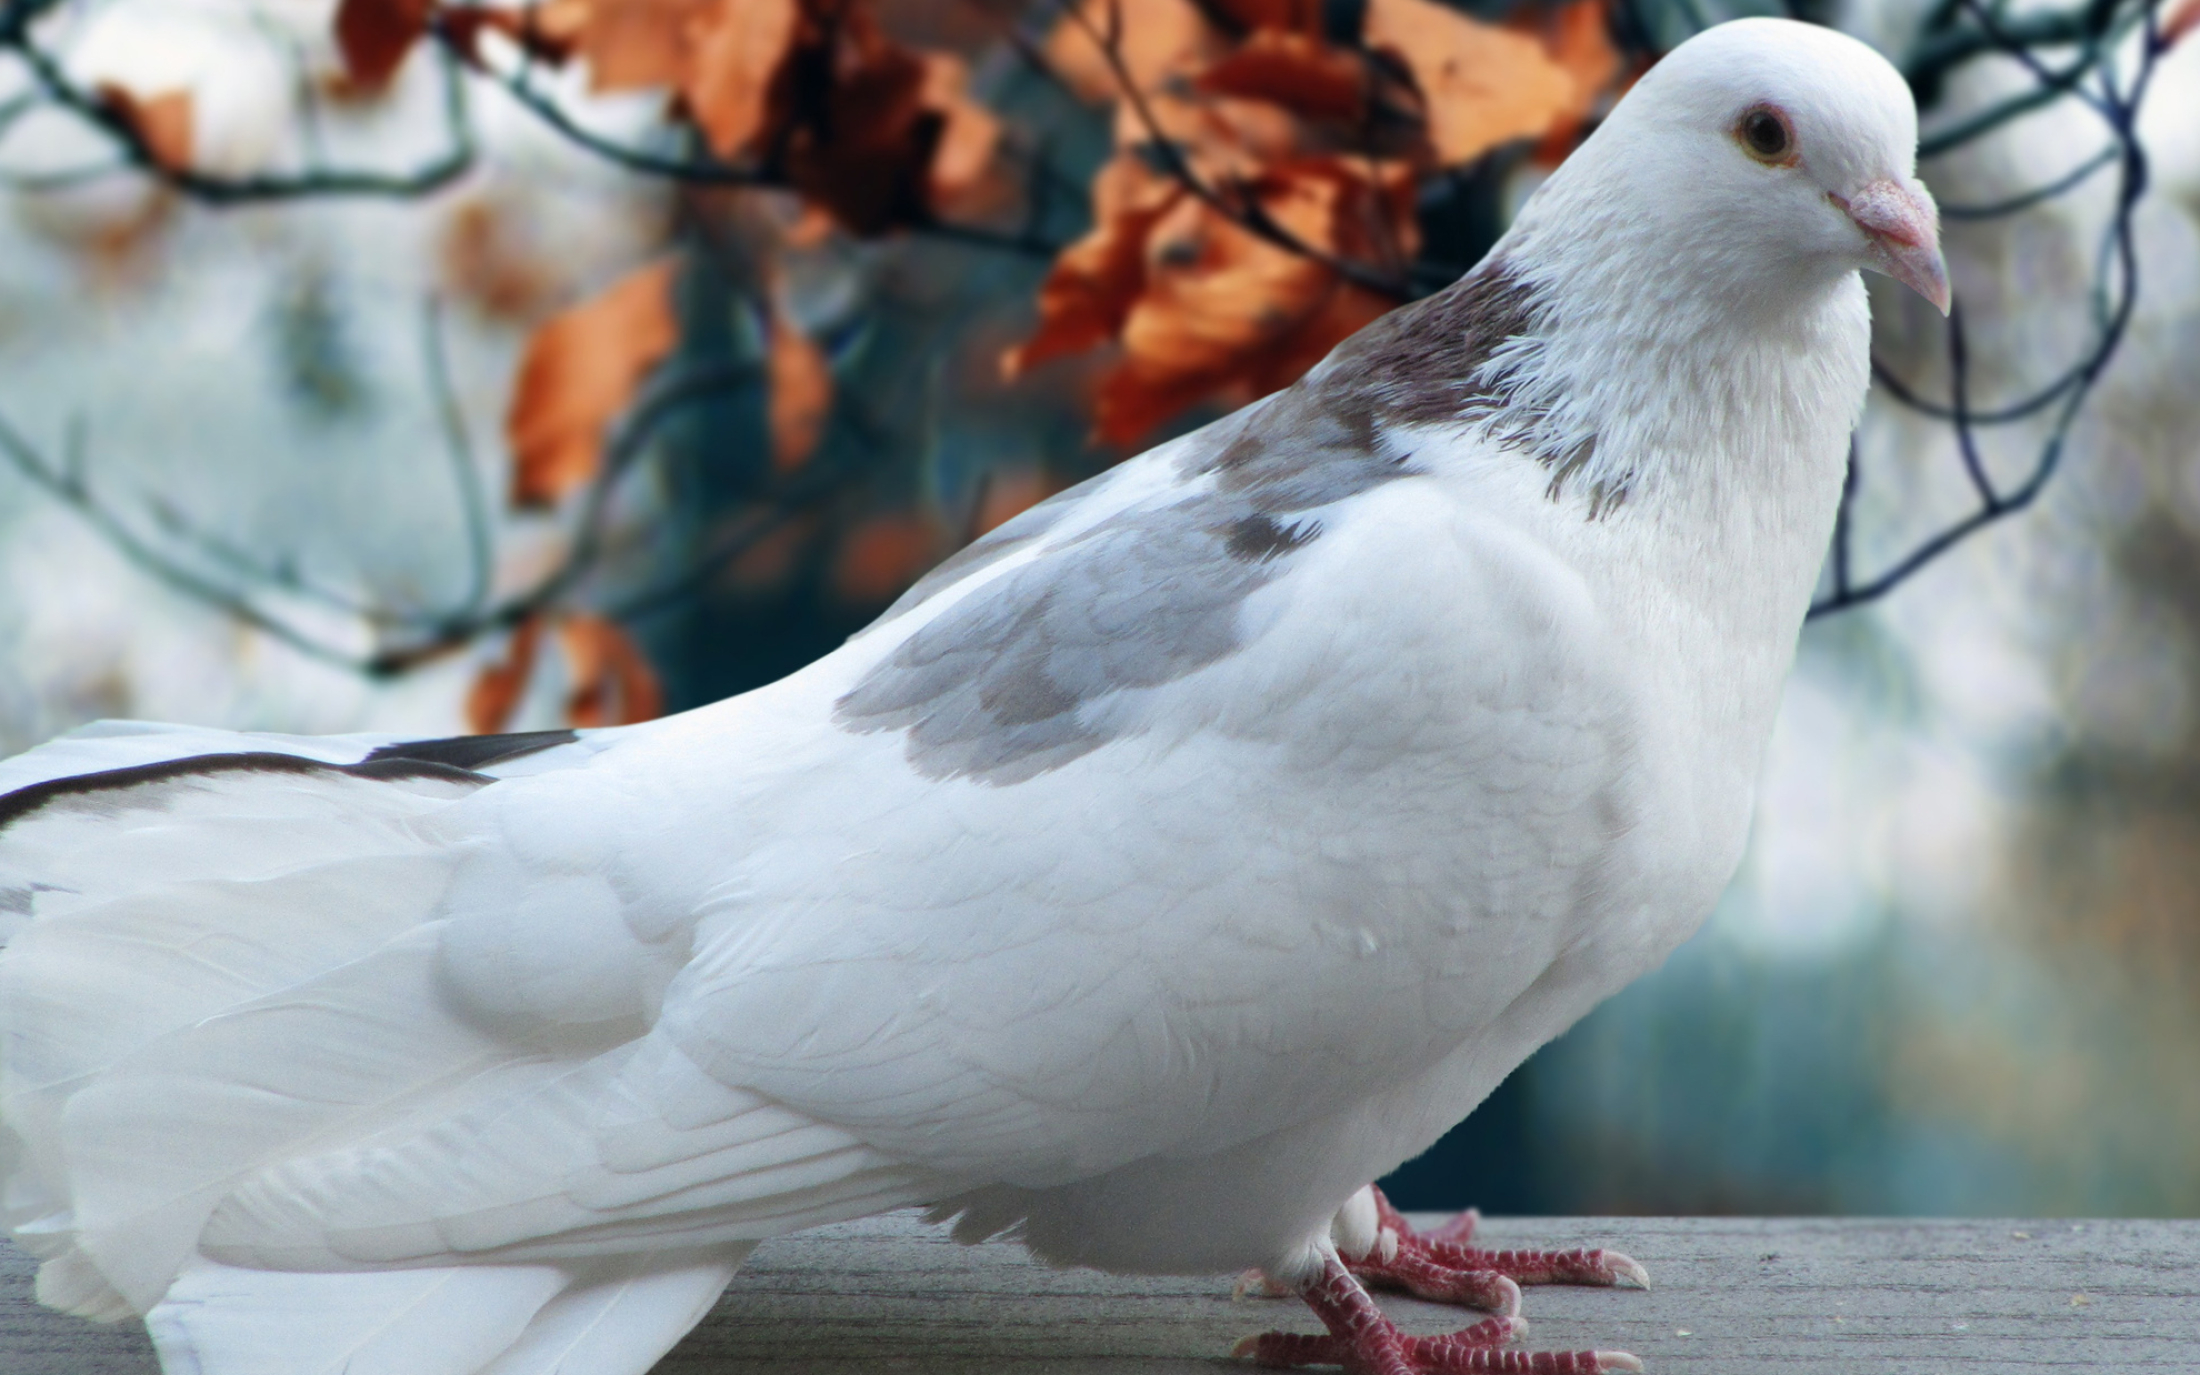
361, 730, 578, 773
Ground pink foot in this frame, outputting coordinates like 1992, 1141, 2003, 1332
1232, 1250, 1642, 1374
1356, 1187, 1650, 1297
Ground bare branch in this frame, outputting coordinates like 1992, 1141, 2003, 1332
1810, 0, 2163, 617
1059, 0, 1418, 301
0, 20, 475, 203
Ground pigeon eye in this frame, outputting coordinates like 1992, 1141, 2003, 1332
1737, 106, 1794, 163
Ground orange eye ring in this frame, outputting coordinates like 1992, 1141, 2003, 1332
1736, 104, 1797, 165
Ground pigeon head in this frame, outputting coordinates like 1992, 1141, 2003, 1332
1632, 19, 1947, 313
1525, 18, 1947, 318
1398, 18, 1945, 523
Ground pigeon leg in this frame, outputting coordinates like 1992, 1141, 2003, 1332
1354, 1187, 1650, 1298
1232, 1250, 1640, 1374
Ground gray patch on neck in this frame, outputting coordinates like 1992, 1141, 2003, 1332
835, 386, 1414, 785
1339, 259, 1623, 515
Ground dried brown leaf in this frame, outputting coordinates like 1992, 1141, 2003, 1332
769, 303, 832, 470
686, 0, 801, 156
1002, 153, 1181, 379
1511, 0, 1621, 162
1365, 0, 1571, 165
98, 85, 194, 171
505, 259, 680, 508
1195, 30, 1370, 123
919, 51, 1003, 211
441, 195, 560, 321
1095, 157, 1415, 442
724, 509, 821, 589
2168, 0, 2200, 44
834, 513, 940, 603
1204, 0, 1324, 35
467, 615, 543, 733
581, 0, 712, 89
440, 1, 588, 67
559, 615, 664, 726
973, 466, 1051, 536
1042, 0, 1217, 104
1542, 0, 1620, 111
334, 0, 431, 89
780, 7, 939, 234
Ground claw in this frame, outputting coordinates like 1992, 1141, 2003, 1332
1361, 1187, 1652, 1292
1234, 1251, 1628, 1373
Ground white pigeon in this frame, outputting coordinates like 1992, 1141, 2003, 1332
0, 18, 1944, 1375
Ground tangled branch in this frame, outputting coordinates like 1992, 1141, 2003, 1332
0, 1, 475, 202
1810, 0, 2166, 616
0, 0, 2177, 699
0, 342, 798, 677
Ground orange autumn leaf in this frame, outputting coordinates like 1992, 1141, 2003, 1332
835, 513, 940, 603
1097, 158, 1416, 442
779, 4, 941, 234
919, 52, 1003, 211
98, 85, 194, 171
1364, 0, 1572, 165
2172, 0, 2200, 44
556, 0, 997, 232
1195, 30, 1368, 123
973, 466, 1052, 536
559, 615, 664, 726
441, 195, 561, 321
581, 0, 713, 89
1204, 0, 1324, 35
440, 1, 588, 68
768, 303, 832, 471
1239, 267, 1396, 398
1516, 0, 1621, 162
334, 0, 431, 88
1043, 0, 1218, 104
1541, 0, 1621, 111
1003, 153, 1182, 379
724, 509, 821, 589
686, 0, 801, 156
467, 615, 543, 733
506, 259, 680, 508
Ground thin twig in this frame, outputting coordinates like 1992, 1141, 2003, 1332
421, 297, 495, 618
1063, 0, 1415, 300
1, 27, 476, 203
460, 28, 1063, 257
1810, 0, 2160, 617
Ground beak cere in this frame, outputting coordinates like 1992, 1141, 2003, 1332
1837, 178, 1951, 316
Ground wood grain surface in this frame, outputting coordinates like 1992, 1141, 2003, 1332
5, 1213, 2192, 1372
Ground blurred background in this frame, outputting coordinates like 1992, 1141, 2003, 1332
0, 0, 2194, 1217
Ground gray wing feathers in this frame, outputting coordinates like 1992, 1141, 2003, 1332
835, 383, 1419, 785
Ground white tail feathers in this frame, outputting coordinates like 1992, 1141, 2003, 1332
1, 732, 492, 1318
145, 1250, 747, 1375
0, 721, 909, 1375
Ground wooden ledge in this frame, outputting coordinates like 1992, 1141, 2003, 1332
6, 1214, 2193, 1372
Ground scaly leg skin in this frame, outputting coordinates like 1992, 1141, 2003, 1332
1232, 1250, 1641, 1374
1355, 1186, 1650, 1302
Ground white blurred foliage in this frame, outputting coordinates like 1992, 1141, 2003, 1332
63, 0, 302, 174
0, 0, 678, 750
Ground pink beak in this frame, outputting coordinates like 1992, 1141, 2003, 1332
1837, 178, 1950, 315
